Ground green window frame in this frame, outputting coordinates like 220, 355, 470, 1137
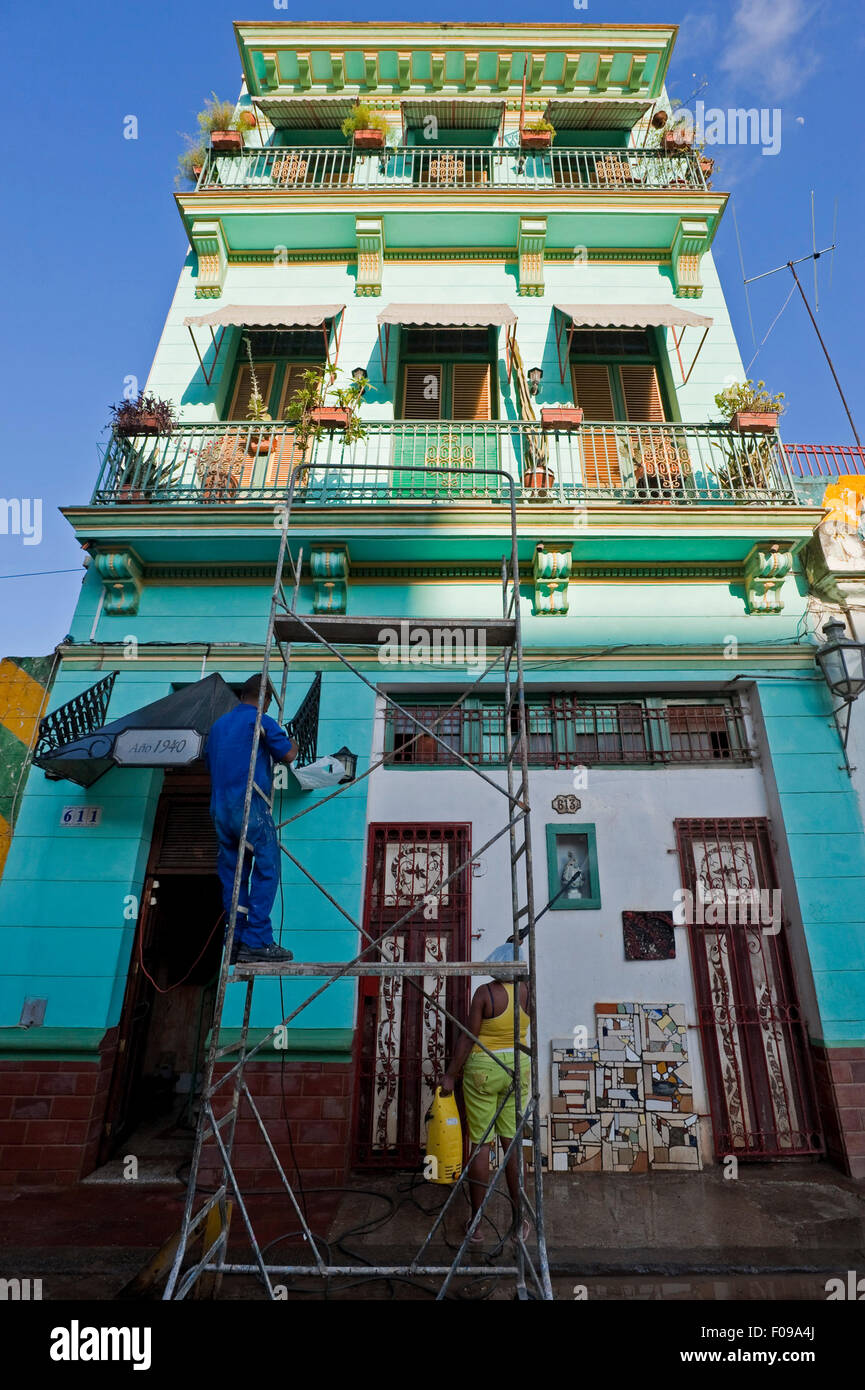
545, 823, 601, 911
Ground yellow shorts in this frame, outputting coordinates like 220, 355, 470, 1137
463, 1049, 531, 1144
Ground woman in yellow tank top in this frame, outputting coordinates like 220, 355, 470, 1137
440, 978, 531, 1247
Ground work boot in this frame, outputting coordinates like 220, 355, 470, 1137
235, 942, 295, 964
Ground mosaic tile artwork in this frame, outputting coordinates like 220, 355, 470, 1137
622, 910, 676, 961
641, 1004, 688, 1054
646, 1111, 702, 1170
600, 1111, 648, 1173
548, 1006, 702, 1174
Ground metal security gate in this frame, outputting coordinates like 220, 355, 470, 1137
353, 823, 471, 1166
675, 817, 823, 1159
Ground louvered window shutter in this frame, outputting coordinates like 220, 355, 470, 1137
229, 362, 275, 421
451, 363, 492, 421
153, 797, 219, 873
619, 365, 665, 421
570, 363, 621, 488
402, 365, 442, 420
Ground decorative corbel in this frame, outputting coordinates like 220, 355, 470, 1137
311, 546, 350, 614
93, 550, 143, 617
464, 52, 478, 91
430, 52, 445, 90
532, 544, 573, 615
261, 52, 279, 90
296, 52, 312, 90
190, 220, 227, 299
527, 53, 545, 91
518, 217, 547, 297
356, 216, 384, 296
331, 53, 345, 89
594, 53, 614, 91
627, 54, 647, 91
397, 52, 412, 89
671, 218, 710, 299
561, 52, 581, 91
495, 53, 513, 91
363, 52, 379, 89
743, 543, 794, 614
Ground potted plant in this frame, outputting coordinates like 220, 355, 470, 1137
110, 392, 178, 438
663, 123, 692, 152
524, 464, 556, 492
521, 118, 556, 151
540, 406, 583, 430
341, 103, 389, 151
177, 137, 208, 188
287, 365, 367, 447
715, 380, 785, 433
237, 109, 257, 132
198, 94, 244, 152
241, 337, 274, 454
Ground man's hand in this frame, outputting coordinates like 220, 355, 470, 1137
282, 739, 299, 765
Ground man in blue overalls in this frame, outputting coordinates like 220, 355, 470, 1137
205, 674, 297, 964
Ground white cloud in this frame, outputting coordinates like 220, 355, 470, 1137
717, 0, 819, 99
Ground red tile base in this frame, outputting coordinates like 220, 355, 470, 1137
811, 1043, 865, 1181
0, 1030, 118, 1187
198, 1061, 353, 1190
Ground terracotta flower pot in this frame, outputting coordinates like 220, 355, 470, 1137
210, 130, 243, 153
116, 485, 146, 504
237, 111, 257, 130
247, 431, 274, 455
521, 129, 553, 150
731, 411, 778, 433
541, 406, 583, 430
663, 130, 691, 152
353, 128, 385, 150
310, 406, 350, 429
524, 467, 556, 491
192, 164, 203, 179
699, 155, 714, 178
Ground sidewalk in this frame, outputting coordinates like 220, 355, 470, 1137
1, 1163, 861, 1299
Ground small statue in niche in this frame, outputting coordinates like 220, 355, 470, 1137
561, 849, 584, 899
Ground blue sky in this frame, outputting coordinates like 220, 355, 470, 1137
2, 0, 863, 655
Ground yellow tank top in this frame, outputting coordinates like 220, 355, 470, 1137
476, 983, 529, 1052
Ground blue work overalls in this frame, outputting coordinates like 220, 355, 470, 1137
205, 704, 292, 949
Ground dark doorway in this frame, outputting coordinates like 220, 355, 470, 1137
97, 777, 224, 1177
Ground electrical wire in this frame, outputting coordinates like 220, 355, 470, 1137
138, 910, 224, 995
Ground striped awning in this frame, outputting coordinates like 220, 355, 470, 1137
252, 94, 357, 128
543, 98, 653, 130
401, 97, 505, 129
377, 303, 517, 328
554, 304, 713, 330
184, 304, 344, 329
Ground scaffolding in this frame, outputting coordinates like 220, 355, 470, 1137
164, 462, 553, 1301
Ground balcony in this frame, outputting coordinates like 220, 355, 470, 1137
195, 144, 709, 194
93, 420, 795, 507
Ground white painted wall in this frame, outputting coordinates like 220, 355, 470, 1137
365, 694, 772, 1162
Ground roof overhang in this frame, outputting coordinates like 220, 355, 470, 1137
543, 97, 653, 130
376, 302, 517, 381
553, 302, 714, 385
183, 305, 346, 385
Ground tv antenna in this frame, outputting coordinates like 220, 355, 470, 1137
738, 195, 859, 445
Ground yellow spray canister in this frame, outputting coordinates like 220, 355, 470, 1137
424, 1086, 463, 1184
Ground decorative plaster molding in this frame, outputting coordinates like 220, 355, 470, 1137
533, 543, 573, 615
671, 218, 710, 299
191, 220, 227, 298
261, 52, 279, 90
311, 546, 350, 614
355, 216, 384, 296
518, 216, 547, 296
92, 550, 143, 616
743, 543, 794, 614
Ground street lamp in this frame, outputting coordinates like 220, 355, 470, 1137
332, 746, 358, 783
352, 367, 369, 396
815, 617, 865, 774
528, 367, 543, 397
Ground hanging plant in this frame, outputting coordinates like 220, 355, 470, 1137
109, 392, 178, 437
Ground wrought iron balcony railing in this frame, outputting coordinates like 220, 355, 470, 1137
784, 443, 865, 477
194, 144, 708, 194
93, 420, 795, 507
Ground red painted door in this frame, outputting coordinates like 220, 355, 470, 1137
675, 817, 822, 1159
352, 823, 471, 1168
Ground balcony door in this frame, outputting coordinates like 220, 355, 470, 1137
225, 334, 325, 496
394, 327, 497, 496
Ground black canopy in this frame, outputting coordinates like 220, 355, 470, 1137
35, 673, 239, 788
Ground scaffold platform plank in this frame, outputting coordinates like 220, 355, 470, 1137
231, 960, 527, 979
274, 614, 517, 646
